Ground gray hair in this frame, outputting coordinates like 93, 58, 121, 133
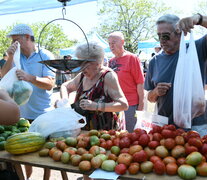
108, 31, 124, 40
156, 14, 180, 29
75, 41, 105, 63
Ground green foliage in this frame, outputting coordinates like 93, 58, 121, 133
0, 26, 12, 57
97, 0, 172, 53
0, 22, 76, 57
31, 22, 76, 56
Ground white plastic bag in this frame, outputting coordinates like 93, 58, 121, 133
0, 43, 33, 105
134, 94, 168, 133
173, 31, 205, 129
0, 67, 18, 94
29, 107, 86, 138
56, 98, 71, 108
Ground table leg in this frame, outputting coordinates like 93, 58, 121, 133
13, 163, 25, 180
43, 168, 51, 180
61, 170, 68, 180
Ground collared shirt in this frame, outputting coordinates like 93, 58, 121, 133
19, 48, 55, 119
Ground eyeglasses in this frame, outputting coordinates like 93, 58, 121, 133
80, 62, 93, 71
157, 31, 175, 41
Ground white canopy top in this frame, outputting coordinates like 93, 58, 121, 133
0, 0, 96, 16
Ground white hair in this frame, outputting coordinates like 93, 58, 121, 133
108, 31, 124, 40
75, 41, 104, 63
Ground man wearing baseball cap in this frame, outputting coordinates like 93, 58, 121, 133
2, 23, 55, 179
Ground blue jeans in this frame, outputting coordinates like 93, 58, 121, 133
125, 105, 138, 133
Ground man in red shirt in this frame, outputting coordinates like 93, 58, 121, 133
108, 31, 145, 132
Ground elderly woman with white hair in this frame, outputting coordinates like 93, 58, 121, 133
60, 41, 128, 131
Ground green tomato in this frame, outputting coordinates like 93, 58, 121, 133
186, 152, 202, 166
110, 146, 120, 156
90, 135, 100, 146
178, 164, 196, 180
101, 160, 116, 172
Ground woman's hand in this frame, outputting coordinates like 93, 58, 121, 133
55, 98, 71, 108
79, 99, 97, 111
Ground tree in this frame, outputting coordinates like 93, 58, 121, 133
31, 22, 76, 57
0, 22, 76, 57
97, 0, 172, 53
193, 0, 207, 37
0, 26, 12, 57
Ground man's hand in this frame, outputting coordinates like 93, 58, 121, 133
155, 82, 171, 97
16, 69, 33, 82
7, 41, 19, 58
176, 14, 201, 35
137, 101, 144, 111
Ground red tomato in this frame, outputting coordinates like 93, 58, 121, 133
196, 162, 207, 176
115, 164, 127, 175
177, 157, 186, 166
163, 156, 176, 165
106, 140, 113, 150
149, 155, 162, 164
128, 162, 140, 174
166, 162, 178, 175
153, 160, 166, 175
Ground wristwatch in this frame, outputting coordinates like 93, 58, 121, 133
196, 13, 203, 25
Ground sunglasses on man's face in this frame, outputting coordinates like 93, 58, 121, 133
157, 31, 175, 41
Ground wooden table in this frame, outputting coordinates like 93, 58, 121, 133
0, 150, 206, 180
0, 151, 88, 180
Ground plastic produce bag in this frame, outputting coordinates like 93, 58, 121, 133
134, 94, 168, 133
55, 98, 71, 108
0, 43, 33, 105
173, 31, 205, 129
29, 107, 86, 138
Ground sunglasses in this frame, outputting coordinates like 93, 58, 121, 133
157, 31, 175, 41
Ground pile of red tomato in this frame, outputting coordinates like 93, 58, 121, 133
42, 124, 207, 180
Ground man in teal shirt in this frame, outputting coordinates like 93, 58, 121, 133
2, 24, 55, 120
2, 23, 55, 179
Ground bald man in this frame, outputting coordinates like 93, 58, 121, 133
108, 31, 145, 132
